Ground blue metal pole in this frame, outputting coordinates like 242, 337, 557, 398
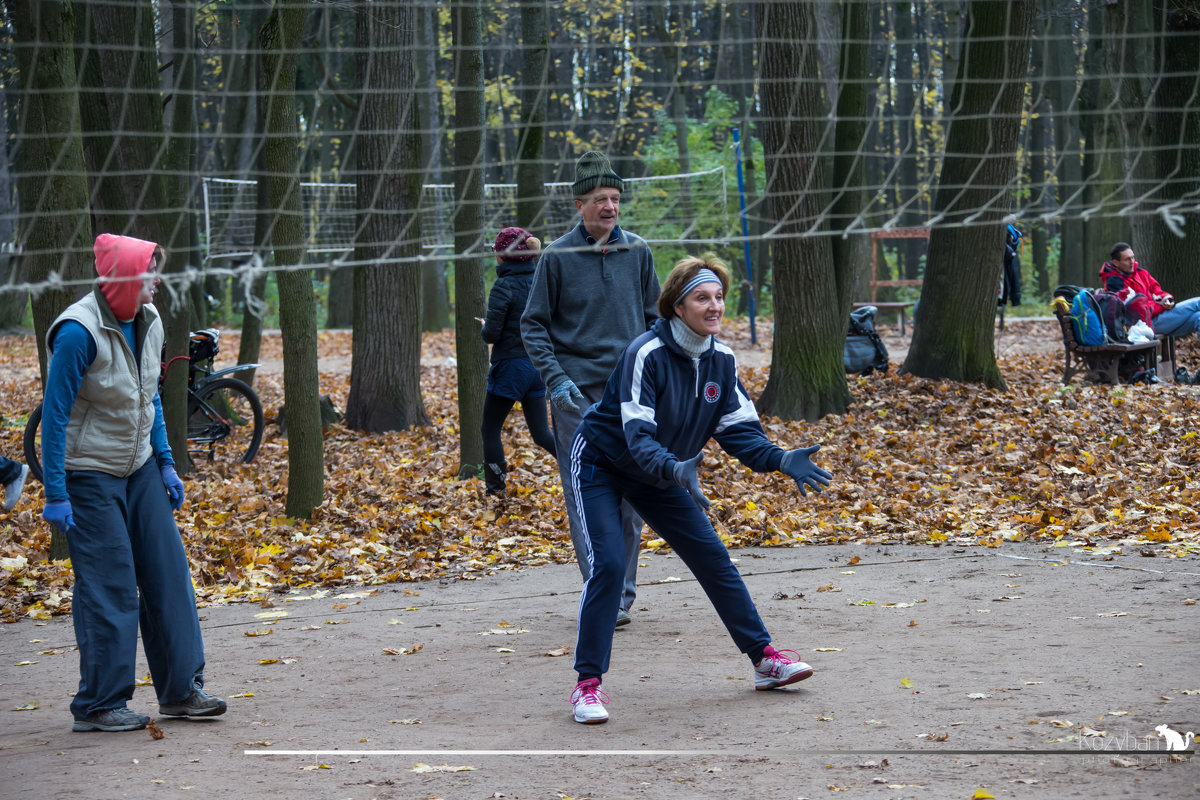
732, 128, 757, 345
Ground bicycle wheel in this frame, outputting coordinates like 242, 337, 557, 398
186, 377, 264, 465
23, 403, 43, 483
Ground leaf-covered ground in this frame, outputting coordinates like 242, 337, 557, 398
2, 318, 1197, 622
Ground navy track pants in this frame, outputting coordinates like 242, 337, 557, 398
570, 436, 771, 679
64, 460, 206, 719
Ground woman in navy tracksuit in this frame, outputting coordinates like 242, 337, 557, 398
480, 227, 557, 496
566, 254, 833, 724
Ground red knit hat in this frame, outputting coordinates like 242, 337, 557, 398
492, 227, 540, 261
94, 234, 158, 320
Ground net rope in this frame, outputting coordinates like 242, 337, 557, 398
2, 0, 1197, 309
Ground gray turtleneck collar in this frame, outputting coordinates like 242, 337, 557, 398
670, 316, 712, 357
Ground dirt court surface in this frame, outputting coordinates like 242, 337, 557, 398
2, 542, 1196, 799
3, 315, 1198, 798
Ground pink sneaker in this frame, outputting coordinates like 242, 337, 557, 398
570, 678, 609, 724
753, 645, 813, 690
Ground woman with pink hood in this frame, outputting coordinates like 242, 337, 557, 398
41, 234, 225, 732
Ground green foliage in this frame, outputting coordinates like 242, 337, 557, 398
637, 88, 770, 314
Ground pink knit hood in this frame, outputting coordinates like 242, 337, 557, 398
94, 234, 158, 320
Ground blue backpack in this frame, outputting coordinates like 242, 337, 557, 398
1069, 291, 1105, 346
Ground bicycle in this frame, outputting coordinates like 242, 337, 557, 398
24, 329, 264, 482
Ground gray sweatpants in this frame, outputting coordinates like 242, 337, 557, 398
551, 384, 641, 612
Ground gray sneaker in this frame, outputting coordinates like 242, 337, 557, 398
158, 683, 227, 717
72, 707, 150, 732
615, 608, 631, 628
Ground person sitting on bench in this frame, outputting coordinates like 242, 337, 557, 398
1099, 242, 1200, 338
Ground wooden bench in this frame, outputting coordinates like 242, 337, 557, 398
859, 230, 929, 336
1054, 310, 1160, 384
851, 301, 915, 336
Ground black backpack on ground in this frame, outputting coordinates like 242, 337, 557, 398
844, 306, 889, 375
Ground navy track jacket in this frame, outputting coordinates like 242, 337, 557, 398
577, 318, 786, 487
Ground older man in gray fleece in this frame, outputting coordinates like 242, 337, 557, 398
521, 151, 660, 628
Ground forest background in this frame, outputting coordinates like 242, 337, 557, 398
1, 0, 1199, 613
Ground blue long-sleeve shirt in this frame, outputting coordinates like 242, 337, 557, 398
42, 320, 172, 501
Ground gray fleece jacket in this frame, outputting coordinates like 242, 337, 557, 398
520, 222, 660, 393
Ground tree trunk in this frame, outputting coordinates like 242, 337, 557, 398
830, 0, 871, 306
236, 2, 275, 387
259, 0, 323, 517
1079, 2, 1124, 272
90, 0, 192, 470
1045, 3, 1085, 285
236, 162, 271, 387
162, 0, 201, 470
1150, 1, 1200, 297
72, 4, 125, 238
344, 0, 430, 433
417, 0, 450, 332
1029, 4, 1051, 295
902, 0, 1033, 389
895, 2, 924, 279
218, 0, 259, 177
13, 0, 93, 373
1104, 1, 1156, 263
12, 0, 94, 560
516, 0, 549, 232
452, 0, 489, 480
755, 0, 849, 422
325, 267, 353, 328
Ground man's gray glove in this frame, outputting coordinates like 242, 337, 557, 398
779, 445, 833, 496
550, 379, 585, 412
670, 453, 710, 510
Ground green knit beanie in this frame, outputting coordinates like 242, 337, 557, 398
572, 151, 624, 198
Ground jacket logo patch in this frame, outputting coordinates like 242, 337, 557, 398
703, 382, 721, 403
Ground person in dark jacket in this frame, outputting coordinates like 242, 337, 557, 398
999, 224, 1022, 307
480, 227, 556, 496
42, 234, 225, 732
566, 254, 832, 724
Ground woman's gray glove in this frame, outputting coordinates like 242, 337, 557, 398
779, 445, 833, 496
670, 453, 710, 510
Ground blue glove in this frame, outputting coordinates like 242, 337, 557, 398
779, 445, 833, 496
550, 379, 584, 412
43, 499, 75, 533
161, 464, 185, 511
670, 453, 710, 510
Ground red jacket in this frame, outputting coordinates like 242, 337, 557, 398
1098, 260, 1173, 326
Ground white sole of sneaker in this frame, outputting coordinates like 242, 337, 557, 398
158, 707, 226, 717
755, 667, 814, 690
574, 713, 609, 724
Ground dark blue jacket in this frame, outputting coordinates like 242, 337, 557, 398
482, 257, 537, 363
577, 318, 784, 487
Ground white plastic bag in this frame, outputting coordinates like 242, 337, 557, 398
1128, 320, 1155, 343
